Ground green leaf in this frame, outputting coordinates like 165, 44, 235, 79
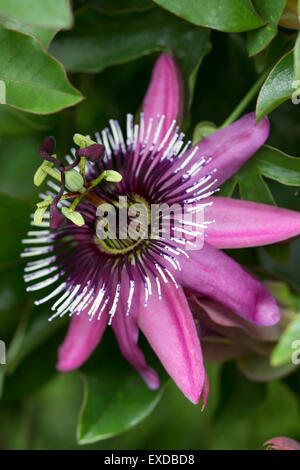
251, 145, 300, 186
87, 0, 153, 13
77, 335, 167, 444
0, 23, 83, 114
256, 49, 295, 121
237, 353, 298, 381
0, 0, 72, 29
0, 16, 58, 48
295, 32, 300, 80
271, 314, 300, 366
50, 6, 211, 121
252, 29, 296, 75
0, 108, 53, 136
220, 145, 300, 204
0, 108, 40, 136
192, 121, 217, 144
247, 0, 286, 56
0, 0, 73, 48
152, 0, 265, 32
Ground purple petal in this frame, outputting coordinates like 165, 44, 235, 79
138, 282, 205, 404
152, 112, 270, 195
176, 243, 280, 326
205, 196, 300, 248
193, 112, 270, 188
112, 277, 160, 390
57, 309, 108, 371
143, 53, 183, 144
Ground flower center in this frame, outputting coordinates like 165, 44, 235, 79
95, 194, 151, 256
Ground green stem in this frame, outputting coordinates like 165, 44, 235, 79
89, 171, 107, 189
220, 70, 269, 128
70, 196, 82, 211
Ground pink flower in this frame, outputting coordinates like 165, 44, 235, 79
264, 437, 300, 450
22, 53, 300, 406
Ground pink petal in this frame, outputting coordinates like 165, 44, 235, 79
57, 309, 108, 371
264, 437, 300, 450
143, 52, 183, 143
191, 297, 282, 341
152, 112, 270, 197
176, 243, 280, 326
194, 112, 270, 188
205, 196, 300, 248
138, 282, 205, 404
112, 276, 160, 390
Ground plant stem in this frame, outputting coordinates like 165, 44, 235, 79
220, 70, 269, 128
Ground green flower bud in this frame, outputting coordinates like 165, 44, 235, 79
33, 161, 54, 186
62, 207, 85, 226
65, 170, 85, 192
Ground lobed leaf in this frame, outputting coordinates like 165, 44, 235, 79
0, 23, 83, 114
